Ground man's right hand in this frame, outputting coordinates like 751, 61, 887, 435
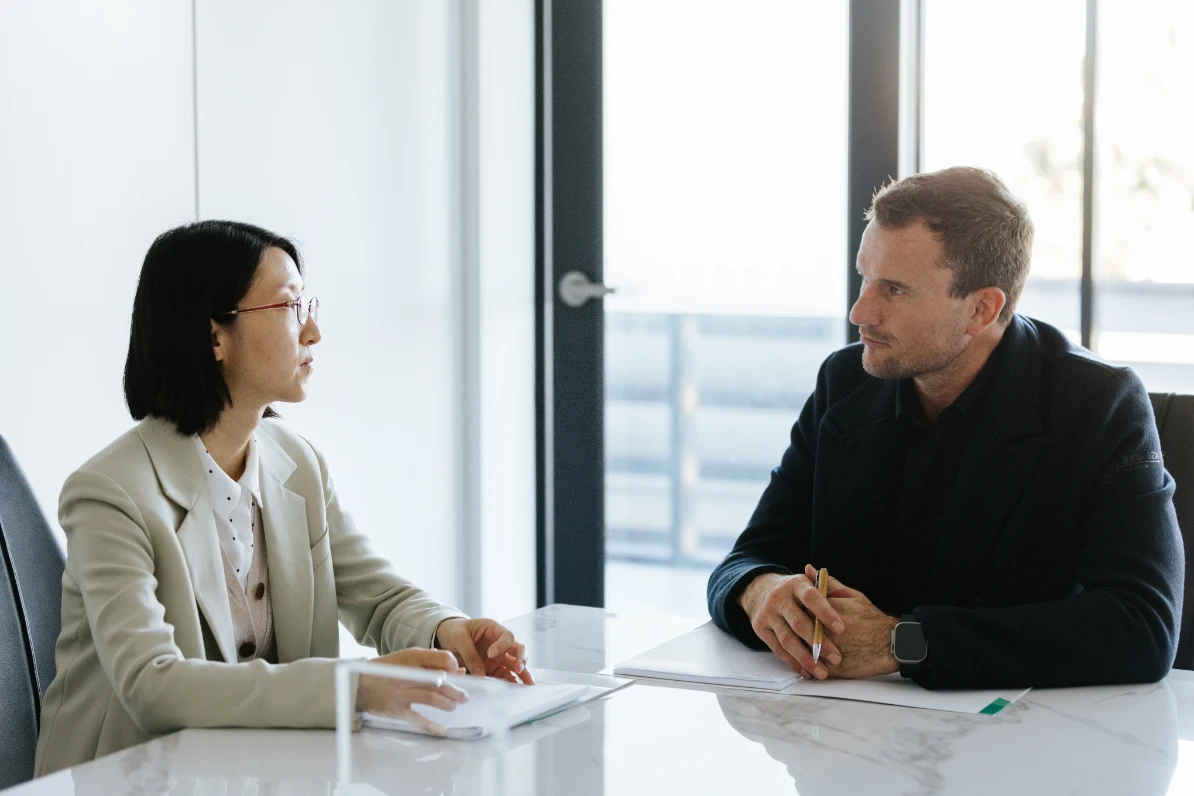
737, 571, 851, 679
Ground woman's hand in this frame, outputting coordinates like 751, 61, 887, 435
356, 648, 469, 736
435, 618, 536, 684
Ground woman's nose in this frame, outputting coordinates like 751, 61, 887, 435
302, 318, 321, 345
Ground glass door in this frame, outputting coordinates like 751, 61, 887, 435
541, 0, 853, 615
601, 1, 850, 617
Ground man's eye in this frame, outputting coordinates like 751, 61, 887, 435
888, 285, 904, 296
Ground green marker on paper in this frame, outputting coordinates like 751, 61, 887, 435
979, 697, 1011, 715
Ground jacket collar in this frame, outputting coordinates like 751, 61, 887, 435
137, 416, 296, 510
824, 315, 1044, 443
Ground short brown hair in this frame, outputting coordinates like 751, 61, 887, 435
865, 166, 1033, 323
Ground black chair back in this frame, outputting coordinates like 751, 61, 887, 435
0, 535, 39, 789
1149, 393, 1194, 671
0, 433, 66, 787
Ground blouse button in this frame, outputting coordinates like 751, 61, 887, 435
255, 583, 266, 600
239, 641, 256, 659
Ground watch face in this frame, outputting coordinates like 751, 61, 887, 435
894, 622, 928, 663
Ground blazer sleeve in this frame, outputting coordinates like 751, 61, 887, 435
308, 442, 467, 653
913, 369, 1185, 689
60, 469, 346, 734
707, 359, 829, 646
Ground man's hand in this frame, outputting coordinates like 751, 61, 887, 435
435, 618, 536, 684
738, 568, 853, 679
804, 565, 899, 679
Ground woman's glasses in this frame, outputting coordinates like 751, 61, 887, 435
214, 296, 320, 325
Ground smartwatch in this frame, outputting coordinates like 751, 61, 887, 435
891, 615, 928, 678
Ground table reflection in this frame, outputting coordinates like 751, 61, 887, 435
715, 681, 1178, 795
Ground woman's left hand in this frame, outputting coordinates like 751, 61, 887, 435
434, 618, 535, 684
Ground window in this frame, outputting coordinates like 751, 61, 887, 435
1093, 2, 1194, 392
922, 0, 1086, 337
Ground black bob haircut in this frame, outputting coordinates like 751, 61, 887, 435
124, 220, 303, 436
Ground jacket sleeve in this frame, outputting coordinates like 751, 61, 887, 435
60, 469, 346, 734
913, 369, 1184, 688
309, 442, 467, 653
707, 359, 830, 647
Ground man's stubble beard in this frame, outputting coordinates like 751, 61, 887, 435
860, 338, 967, 381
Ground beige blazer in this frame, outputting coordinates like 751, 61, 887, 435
35, 416, 464, 776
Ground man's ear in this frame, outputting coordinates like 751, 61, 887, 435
968, 286, 1007, 335
211, 319, 225, 364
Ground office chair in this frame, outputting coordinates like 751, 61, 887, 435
1149, 393, 1194, 671
0, 433, 66, 787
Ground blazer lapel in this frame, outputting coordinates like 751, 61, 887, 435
176, 495, 238, 663
933, 316, 1049, 604
256, 431, 314, 662
817, 378, 904, 586
137, 417, 237, 663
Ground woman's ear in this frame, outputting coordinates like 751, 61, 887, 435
210, 319, 225, 364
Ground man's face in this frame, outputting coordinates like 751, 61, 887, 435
848, 219, 973, 380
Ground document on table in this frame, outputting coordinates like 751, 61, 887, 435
362, 670, 631, 739
611, 621, 1030, 715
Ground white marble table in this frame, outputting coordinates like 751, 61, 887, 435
9, 604, 1194, 796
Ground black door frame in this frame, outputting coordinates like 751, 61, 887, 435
536, 0, 606, 607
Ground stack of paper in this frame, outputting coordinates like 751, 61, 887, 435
612, 622, 1030, 715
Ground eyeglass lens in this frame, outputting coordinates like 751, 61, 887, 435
297, 297, 319, 324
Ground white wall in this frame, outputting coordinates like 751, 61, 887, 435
0, 0, 197, 535
477, 0, 536, 622
0, 0, 535, 628
195, 0, 462, 609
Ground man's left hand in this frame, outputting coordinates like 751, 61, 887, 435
434, 618, 536, 684
802, 565, 899, 679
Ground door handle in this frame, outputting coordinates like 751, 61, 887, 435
558, 270, 616, 308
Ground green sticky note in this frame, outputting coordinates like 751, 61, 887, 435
979, 697, 1011, 715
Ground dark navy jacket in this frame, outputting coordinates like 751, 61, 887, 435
708, 315, 1185, 688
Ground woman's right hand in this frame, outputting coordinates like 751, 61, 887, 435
356, 648, 469, 736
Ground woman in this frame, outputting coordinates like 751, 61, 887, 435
35, 220, 533, 775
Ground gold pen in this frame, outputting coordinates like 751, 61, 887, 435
812, 567, 829, 665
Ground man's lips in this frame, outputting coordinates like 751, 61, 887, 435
860, 333, 891, 347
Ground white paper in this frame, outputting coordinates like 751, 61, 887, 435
361, 670, 630, 740
612, 622, 1030, 714
612, 621, 802, 689
779, 673, 1031, 714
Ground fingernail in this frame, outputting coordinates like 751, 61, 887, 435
816, 666, 828, 679
834, 622, 845, 634
829, 652, 842, 665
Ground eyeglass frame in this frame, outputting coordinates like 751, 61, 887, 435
213, 296, 319, 325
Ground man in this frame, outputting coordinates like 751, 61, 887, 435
707, 166, 1185, 689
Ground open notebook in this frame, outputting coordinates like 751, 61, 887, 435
612, 622, 1030, 715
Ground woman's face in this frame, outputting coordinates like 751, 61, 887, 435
211, 246, 321, 412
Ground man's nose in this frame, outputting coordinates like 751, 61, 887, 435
849, 285, 877, 328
